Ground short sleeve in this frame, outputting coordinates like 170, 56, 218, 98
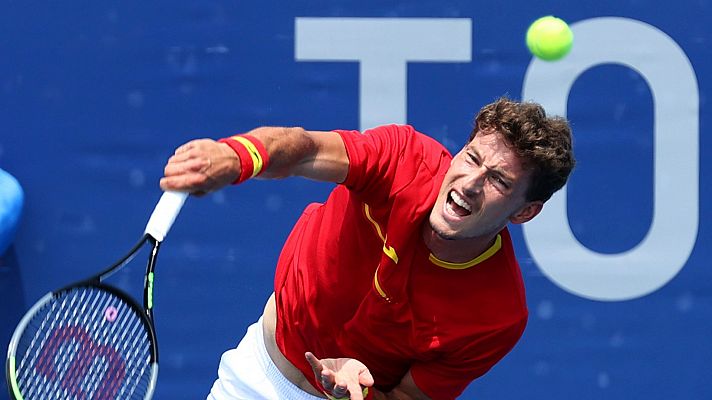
335, 124, 419, 199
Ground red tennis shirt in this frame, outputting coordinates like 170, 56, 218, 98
274, 125, 528, 399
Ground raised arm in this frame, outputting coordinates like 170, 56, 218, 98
160, 127, 348, 194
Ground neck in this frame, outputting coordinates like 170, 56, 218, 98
421, 223, 499, 264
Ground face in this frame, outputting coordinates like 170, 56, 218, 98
428, 131, 543, 241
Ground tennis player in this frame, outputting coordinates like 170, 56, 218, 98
160, 97, 575, 400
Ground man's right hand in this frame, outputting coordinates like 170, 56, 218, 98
160, 139, 240, 195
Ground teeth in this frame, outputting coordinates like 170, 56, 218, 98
451, 191, 471, 211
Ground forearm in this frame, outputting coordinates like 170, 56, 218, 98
243, 127, 315, 179
234, 126, 348, 183
160, 126, 348, 194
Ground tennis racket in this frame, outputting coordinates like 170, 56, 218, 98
6, 191, 188, 400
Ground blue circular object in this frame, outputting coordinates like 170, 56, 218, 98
0, 168, 24, 255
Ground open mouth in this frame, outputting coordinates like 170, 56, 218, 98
446, 190, 472, 217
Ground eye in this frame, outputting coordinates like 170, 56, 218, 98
491, 175, 509, 189
467, 153, 480, 165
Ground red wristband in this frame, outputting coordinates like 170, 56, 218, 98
217, 134, 270, 184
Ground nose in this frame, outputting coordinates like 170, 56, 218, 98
462, 167, 486, 196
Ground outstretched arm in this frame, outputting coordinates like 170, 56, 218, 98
160, 127, 349, 194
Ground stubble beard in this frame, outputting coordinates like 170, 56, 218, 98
430, 223, 457, 241
428, 212, 502, 243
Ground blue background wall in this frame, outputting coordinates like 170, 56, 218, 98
1, 1, 710, 399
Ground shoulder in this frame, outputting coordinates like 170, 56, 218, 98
336, 124, 450, 155
335, 125, 451, 194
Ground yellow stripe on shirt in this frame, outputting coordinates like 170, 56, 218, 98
428, 234, 502, 270
363, 204, 399, 264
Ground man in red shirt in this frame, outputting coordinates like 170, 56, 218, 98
160, 97, 575, 400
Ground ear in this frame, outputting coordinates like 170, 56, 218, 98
509, 201, 543, 224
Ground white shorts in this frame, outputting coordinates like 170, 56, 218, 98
206, 318, 325, 400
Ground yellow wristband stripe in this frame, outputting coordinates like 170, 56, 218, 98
232, 136, 264, 177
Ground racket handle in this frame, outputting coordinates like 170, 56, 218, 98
145, 191, 188, 242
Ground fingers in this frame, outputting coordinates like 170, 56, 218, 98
330, 378, 364, 400
164, 156, 211, 177
166, 141, 213, 175
174, 143, 191, 155
345, 382, 364, 400
159, 175, 203, 192
358, 369, 374, 387
160, 139, 220, 193
304, 353, 374, 400
349, 370, 374, 400
333, 369, 371, 400
305, 352, 337, 393
305, 352, 350, 396
331, 374, 358, 399
173, 139, 203, 155
160, 159, 210, 191
323, 370, 341, 394
305, 352, 323, 374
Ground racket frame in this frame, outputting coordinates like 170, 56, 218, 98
6, 283, 160, 399
5, 190, 186, 400
6, 234, 162, 400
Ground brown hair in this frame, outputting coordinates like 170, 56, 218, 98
471, 97, 575, 202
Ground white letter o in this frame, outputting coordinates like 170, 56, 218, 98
521, 17, 699, 301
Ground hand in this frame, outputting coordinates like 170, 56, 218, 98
160, 139, 240, 195
305, 352, 374, 400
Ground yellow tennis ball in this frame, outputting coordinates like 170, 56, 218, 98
526, 16, 573, 61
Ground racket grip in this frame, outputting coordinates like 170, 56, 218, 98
145, 191, 188, 242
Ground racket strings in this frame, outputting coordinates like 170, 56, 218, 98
21, 289, 109, 398
14, 287, 155, 400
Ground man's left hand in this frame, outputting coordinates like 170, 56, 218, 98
305, 352, 374, 400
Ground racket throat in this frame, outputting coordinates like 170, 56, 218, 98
143, 240, 161, 315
